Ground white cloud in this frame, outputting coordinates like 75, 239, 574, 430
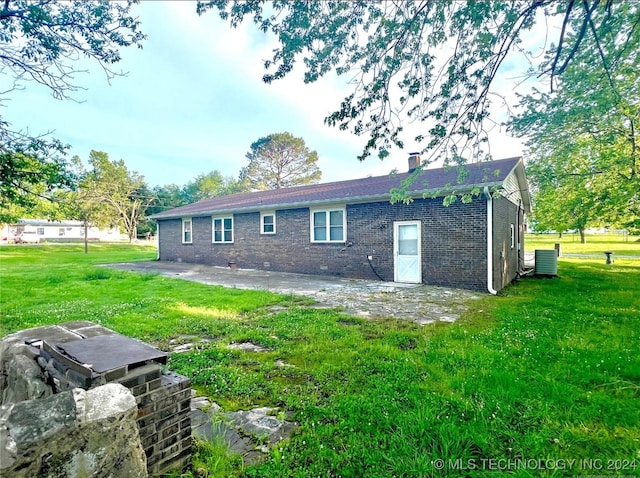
2, 1, 534, 189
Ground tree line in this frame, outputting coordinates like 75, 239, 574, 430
2, 132, 322, 243
1, 1, 638, 242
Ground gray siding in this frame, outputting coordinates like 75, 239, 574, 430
492, 196, 524, 291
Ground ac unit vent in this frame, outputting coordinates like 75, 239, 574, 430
534, 250, 558, 276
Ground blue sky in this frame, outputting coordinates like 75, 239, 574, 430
3, 1, 526, 188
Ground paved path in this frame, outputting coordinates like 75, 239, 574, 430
105, 261, 483, 325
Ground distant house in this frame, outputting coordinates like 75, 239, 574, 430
150, 156, 531, 293
2, 219, 121, 243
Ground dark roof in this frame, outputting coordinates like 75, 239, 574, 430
151, 157, 523, 219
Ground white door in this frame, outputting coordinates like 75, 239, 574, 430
394, 221, 422, 283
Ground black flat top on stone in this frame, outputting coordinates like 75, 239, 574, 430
56, 334, 167, 373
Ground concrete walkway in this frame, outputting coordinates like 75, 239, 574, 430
105, 261, 483, 325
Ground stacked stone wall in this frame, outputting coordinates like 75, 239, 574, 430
0, 384, 147, 477
0, 322, 191, 476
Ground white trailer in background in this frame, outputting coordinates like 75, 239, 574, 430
1, 219, 121, 243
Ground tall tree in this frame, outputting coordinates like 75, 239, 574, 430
524, 137, 607, 242
61, 157, 104, 253
197, 1, 640, 165
510, 2, 639, 239
80, 150, 153, 243
239, 132, 321, 190
0, 133, 73, 222
147, 184, 187, 216
0, 1, 145, 217
183, 170, 242, 203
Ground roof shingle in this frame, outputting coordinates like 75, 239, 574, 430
151, 157, 522, 219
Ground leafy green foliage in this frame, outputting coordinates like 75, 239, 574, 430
197, 1, 639, 165
0, 0, 145, 218
239, 132, 321, 190
146, 172, 242, 229
0, 0, 145, 100
76, 150, 153, 242
0, 131, 74, 222
146, 184, 189, 221
182, 170, 242, 203
524, 139, 601, 238
510, 1, 639, 236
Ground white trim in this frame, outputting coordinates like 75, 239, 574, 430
510, 223, 515, 249
516, 199, 522, 252
393, 221, 422, 284
181, 218, 192, 244
485, 187, 497, 295
212, 216, 234, 243
156, 221, 161, 260
310, 206, 346, 243
260, 211, 276, 235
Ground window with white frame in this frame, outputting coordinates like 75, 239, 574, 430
510, 224, 515, 249
213, 216, 233, 243
311, 207, 345, 242
261, 212, 276, 235
182, 218, 192, 244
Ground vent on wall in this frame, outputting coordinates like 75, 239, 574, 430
534, 250, 558, 276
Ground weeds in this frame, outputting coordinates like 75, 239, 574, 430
1, 243, 638, 477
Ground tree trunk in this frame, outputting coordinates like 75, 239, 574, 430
559, 232, 563, 238
580, 228, 586, 243
84, 221, 89, 254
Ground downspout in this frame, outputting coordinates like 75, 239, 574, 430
516, 199, 522, 273
484, 187, 498, 295
156, 221, 160, 261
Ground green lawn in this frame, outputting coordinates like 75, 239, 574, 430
1, 244, 638, 477
0, 244, 289, 340
526, 232, 640, 256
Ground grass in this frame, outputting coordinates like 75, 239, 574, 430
1, 244, 639, 477
525, 232, 640, 256
0, 244, 288, 341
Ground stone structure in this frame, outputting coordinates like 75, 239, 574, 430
0, 322, 191, 476
0, 383, 147, 477
190, 395, 298, 465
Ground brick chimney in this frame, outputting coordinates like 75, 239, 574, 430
408, 153, 421, 172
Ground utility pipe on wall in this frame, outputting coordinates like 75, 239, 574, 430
516, 199, 520, 251
484, 187, 498, 295
156, 222, 160, 261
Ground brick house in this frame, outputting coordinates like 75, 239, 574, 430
151, 156, 531, 293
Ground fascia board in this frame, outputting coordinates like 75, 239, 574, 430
149, 181, 505, 220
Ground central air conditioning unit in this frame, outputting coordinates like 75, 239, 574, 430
534, 249, 558, 276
